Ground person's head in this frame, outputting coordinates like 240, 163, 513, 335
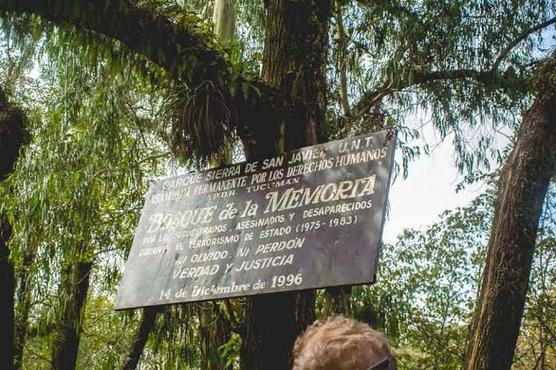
292, 316, 397, 370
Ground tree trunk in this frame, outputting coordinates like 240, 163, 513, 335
14, 248, 35, 370
334, 1, 351, 117
51, 253, 92, 370
214, 309, 233, 370
322, 286, 352, 317
464, 63, 556, 370
122, 307, 159, 370
212, 0, 235, 43
0, 86, 27, 370
199, 303, 233, 370
240, 1, 331, 369
0, 217, 15, 370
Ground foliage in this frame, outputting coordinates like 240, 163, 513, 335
327, 0, 555, 176
345, 184, 556, 369
219, 332, 242, 369
0, 0, 555, 369
0, 30, 170, 368
355, 190, 491, 368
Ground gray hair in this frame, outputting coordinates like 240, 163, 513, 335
292, 316, 397, 370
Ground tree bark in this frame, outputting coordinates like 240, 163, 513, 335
464, 62, 556, 370
122, 306, 159, 370
0, 86, 27, 370
240, 1, 331, 369
258, 0, 330, 149
334, 1, 351, 117
322, 286, 352, 317
51, 253, 92, 370
212, 0, 235, 43
242, 293, 312, 370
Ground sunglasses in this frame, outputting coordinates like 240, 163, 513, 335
366, 357, 397, 370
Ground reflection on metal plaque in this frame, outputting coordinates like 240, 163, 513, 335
115, 130, 396, 309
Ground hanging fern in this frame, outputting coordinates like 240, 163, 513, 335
170, 80, 236, 167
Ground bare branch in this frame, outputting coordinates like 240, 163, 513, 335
493, 16, 556, 71
352, 68, 529, 118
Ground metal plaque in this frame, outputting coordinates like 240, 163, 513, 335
115, 130, 396, 309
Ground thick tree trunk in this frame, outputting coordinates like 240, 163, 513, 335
464, 65, 556, 369
242, 292, 316, 370
259, 0, 330, 150
51, 254, 92, 370
0, 86, 27, 370
122, 307, 159, 370
13, 248, 35, 370
240, 1, 331, 369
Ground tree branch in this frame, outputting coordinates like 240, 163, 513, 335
0, 0, 283, 157
352, 68, 529, 118
493, 16, 556, 71
0, 0, 232, 86
334, 1, 351, 117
